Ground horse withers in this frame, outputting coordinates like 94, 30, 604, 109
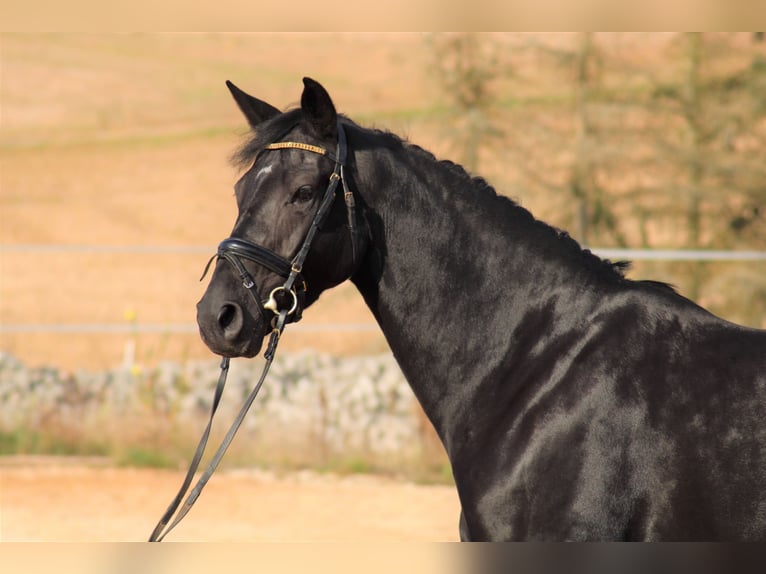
196, 77, 766, 541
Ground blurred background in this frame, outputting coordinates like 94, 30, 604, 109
1, 33, 765, 480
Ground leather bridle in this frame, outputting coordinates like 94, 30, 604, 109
149, 120, 360, 541
199, 119, 360, 329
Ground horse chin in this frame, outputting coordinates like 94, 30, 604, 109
229, 335, 265, 359
197, 322, 267, 359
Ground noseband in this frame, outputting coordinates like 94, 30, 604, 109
200, 120, 359, 334
149, 120, 360, 542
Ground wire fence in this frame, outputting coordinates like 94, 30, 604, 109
1, 244, 765, 335
0, 322, 380, 334
3, 244, 766, 260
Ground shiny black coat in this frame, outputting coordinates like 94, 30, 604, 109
198, 78, 766, 540
348, 132, 766, 540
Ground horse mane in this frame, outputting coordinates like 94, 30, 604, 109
356, 123, 634, 283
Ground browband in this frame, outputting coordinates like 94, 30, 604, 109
262, 140, 342, 165
264, 141, 330, 157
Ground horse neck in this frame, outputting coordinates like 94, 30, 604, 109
350, 141, 608, 450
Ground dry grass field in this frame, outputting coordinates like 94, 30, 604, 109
2, 33, 764, 372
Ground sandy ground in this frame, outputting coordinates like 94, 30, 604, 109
0, 457, 460, 542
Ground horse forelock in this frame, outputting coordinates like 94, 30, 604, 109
230, 109, 303, 170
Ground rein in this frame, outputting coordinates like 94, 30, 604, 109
148, 121, 355, 542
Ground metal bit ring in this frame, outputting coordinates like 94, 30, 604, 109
263, 286, 298, 316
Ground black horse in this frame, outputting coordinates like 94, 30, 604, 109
196, 77, 766, 541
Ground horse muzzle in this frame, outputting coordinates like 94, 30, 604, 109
196, 236, 311, 357
196, 291, 268, 358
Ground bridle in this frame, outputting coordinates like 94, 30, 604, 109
149, 120, 360, 541
198, 119, 360, 329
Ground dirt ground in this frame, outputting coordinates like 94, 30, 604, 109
0, 457, 460, 542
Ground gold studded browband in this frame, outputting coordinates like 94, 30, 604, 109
263, 141, 330, 156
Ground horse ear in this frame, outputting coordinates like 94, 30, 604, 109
226, 80, 281, 128
300, 77, 337, 140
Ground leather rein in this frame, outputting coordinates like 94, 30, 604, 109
149, 121, 357, 541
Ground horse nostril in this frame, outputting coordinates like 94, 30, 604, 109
218, 304, 236, 329
217, 303, 244, 340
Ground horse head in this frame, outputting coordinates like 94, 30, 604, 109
196, 78, 367, 358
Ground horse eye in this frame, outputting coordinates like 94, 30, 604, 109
293, 185, 314, 203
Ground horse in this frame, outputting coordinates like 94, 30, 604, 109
196, 77, 766, 541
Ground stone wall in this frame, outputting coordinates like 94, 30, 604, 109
0, 351, 437, 464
